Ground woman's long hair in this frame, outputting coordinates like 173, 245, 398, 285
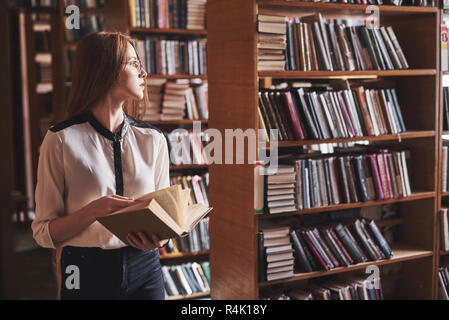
65, 31, 149, 120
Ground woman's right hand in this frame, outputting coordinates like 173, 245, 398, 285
85, 194, 141, 220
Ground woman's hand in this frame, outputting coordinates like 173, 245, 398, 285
126, 232, 169, 251
85, 194, 140, 221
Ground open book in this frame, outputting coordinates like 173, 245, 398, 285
97, 184, 213, 245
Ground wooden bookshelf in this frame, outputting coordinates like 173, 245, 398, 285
207, 0, 440, 299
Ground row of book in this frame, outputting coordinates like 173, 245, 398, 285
133, 37, 207, 75
441, 208, 449, 252
164, 130, 209, 165
259, 218, 393, 281
265, 149, 412, 214
144, 78, 208, 121
63, 0, 104, 7
10, 0, 57, 6
162, 261, 210, 297
258, 13, 409, 72
441, 146, 449, 192
261, 275, 384, 300
64, 15, 104, 43
160, 217, 209, 255
284, 0, 435, 6
36, 62, 52, 83
129, 0, 206, 30
170, 173, 209, 206
258, 84, 406, 142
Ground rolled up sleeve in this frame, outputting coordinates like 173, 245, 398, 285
31, 130, 65, 249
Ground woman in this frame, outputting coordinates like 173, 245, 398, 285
31, 32, 170, 300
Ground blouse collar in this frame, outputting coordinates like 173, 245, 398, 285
85, 110, 129, 142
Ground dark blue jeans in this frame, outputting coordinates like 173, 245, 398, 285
60, 245, 165, 300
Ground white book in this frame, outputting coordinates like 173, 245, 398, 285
442, 24, 449, 71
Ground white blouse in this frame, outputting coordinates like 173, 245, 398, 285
31, 111, 170, 250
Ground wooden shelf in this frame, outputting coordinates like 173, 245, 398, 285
440, 250, 449, 256
160, 250, 209, 260
258, 191, 435, 218
8, 5, 58, 13
259, 70, 437, 79
170, 164, 209, 170
259, 244, 433, 287
441, 191, 449, 197
129, 27, 206, 35
266, 131, 435, 148
165, 291, 210, 300
258, 1, 439, 14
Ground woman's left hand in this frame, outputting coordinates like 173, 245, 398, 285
126, 232, 169, 251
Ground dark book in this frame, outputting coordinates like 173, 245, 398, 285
337, 156, 352, 203
305, 93, 325, 139
351, 220, 379, 261
367, 27, 386, 70
306, 229, 334, 269
346, 25, 365, 70
290, 229, 313, 272
344, 156, 360, 203
336, 91, 356, 137
268, 91, 291, 140
323, 159, 334, 205
358, 26, 381, 70
334, 223, 365, 264
388, 89, 406, 132
295, 88, 320, 139
274, 91, 296, 140
261, 91, 284, 141
258, 231, 266, 282
281, 91, 307, 140
368, 154, 384, 200
367, 220, 394, 258
296, 229, 319, 270
327, 22, 345, 70
353, 155, 371, 202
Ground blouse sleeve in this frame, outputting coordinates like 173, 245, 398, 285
154, 132, 170, 191
31, 130, 65, 249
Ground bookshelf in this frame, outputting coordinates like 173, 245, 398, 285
207, 0, 440, 299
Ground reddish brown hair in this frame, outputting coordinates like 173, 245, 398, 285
66, 31, 148, 120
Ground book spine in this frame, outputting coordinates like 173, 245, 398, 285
290, 230, 313, 272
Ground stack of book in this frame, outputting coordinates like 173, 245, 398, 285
162, 261, 210, 297
291, 219, 393, 272
265, 165, 297, 214
258, 224, 295, 282
161, 80, 190, 121
10, 0, 57, 7
64, 0, 104, 7
285, 14, 409, 71
441, 208, 449, 252
186, 0, 206, 30
287, 149, 412, 211
258, 84, 406, 142
261, 275, 384, 300
160, 216, 210, 255
257, 14, 287, 71
144, 78, 165, 121
439, 265, 449, 300
128, 0, 206, 29
165, 130, 209, 165
134, 37, 207, 75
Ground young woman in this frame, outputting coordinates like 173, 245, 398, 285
32, 32, 170, 299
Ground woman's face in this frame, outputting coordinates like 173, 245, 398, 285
115, 43, 147, 101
